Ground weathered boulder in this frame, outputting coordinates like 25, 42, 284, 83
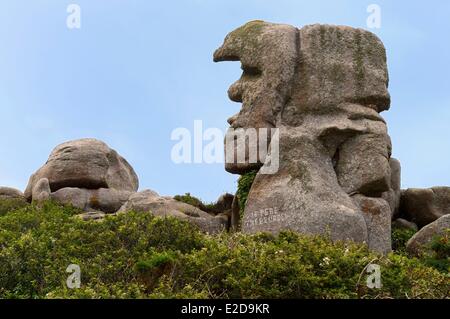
118, 190, 227, 234
215, 21, 393, 253
32, 178, 51, 202
400, 187, 450, 228
382, 158, 401, 218
51, 188, 132, 214
406, 214, 450, 257
352, 195, 392, 254
0, 187, 25, 200
242, 131, 369, 244
392, 218, 418, 232
25, 138, 138, 200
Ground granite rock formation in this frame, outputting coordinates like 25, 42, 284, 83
215, 21, 394, 253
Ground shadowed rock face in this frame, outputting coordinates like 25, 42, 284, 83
401, 187, 450, 228
215, 21, 393, 253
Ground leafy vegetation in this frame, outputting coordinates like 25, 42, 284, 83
391, 225, 449, 274
422, 230, 450, 273
391, 227, 416, 254
0, 197, 29, 217
236, 170, 258, 220
0, 200, 448, 299
174, 193, 215, 213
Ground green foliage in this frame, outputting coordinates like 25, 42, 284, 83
422, 230, 450, 273
0, 197, 29, 217
174, 193, 215, 213
391, 227, 416, 254
150, 232, 448, 299
135, 251, 177, 272
236, 170, 257, 219
0, 201, 448, 299
0, 201, 203, 298
174, 193, 204, 208
391, 225, 449, 274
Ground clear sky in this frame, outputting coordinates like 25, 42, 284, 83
0, 0, 449, 202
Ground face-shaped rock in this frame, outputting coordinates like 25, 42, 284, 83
214, 21, 298, 174
215, 21, 395, 254
215, 22, 391, 175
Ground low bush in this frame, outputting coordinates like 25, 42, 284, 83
236, 170, 257, 219
391, 227, 416, 254
422, 230, 450, 273
0, 201, 448, 299
0, 197, 29, 217
174, 193, 215, 213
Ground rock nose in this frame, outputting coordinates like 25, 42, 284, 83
227, 114, 238, 126
213, 44, 240, 63
227, 81, 243, 103
213, 47, 225, 62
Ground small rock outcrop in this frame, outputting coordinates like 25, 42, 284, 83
25, 138, 138, 200
25, 138, 138, 213
118, 190, 227, 234
406, 214, 450, 257
400, 187, 450, 228
0, 187, 25, 200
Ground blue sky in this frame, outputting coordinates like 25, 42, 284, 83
0, 0, 449, 202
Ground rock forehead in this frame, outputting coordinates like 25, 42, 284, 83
25, 138, 138, 200
294, 24, 390, 113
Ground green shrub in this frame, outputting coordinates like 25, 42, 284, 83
174, 193, 215, 212
0, 201, 448, 299
174, 193, 204, 208
0, 197, 29, 217
136, 252, 176, 272
391, 227, 416, 254
422, 230, 450, 273
236, 170, 257, 219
